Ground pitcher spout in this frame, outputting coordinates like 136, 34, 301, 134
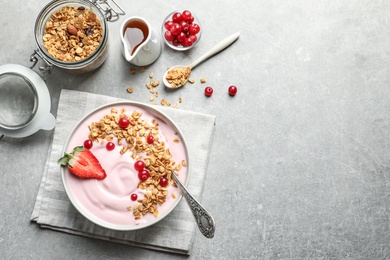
122, 39, 134, 62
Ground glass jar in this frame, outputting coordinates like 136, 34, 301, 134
34, 0, 109, 73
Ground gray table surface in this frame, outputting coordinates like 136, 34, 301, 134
1, 0, 390, 259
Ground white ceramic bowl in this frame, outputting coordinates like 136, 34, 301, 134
60, 101, 189, 231
161, 10, 202, 51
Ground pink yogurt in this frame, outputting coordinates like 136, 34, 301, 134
61, 102, 188, 230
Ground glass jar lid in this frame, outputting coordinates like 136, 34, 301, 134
0, 73, 38, 130
0, 64, 56, 138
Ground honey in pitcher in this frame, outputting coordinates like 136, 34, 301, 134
123, 20, 149, 55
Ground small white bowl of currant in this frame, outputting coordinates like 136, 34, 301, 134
162, 10, 202, 51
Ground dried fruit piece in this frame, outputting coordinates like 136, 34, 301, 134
85, 26, 94, 36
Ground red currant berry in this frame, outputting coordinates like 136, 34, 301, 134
130, 193, 138, 201
134, 160, 145, 171
172, 12, 183, 23
180, 21, 189, 33
138, 169, 150, 182
118, 117, 130, 128
164, 30, 175, 41
228, 85, 238, 96
106, 142, 115, 151
204, 86, 213, 97
187, 16, 195, 23
188, 34, 197, 44
159, 177, 168, 187
176, 32, 186, 43
181, 10, 192, 21
84, 139, 93, 149
172, 39, 180, 46
181, 38, 189, 47
164, 20, 174, 30
163, 10, 200, 48
189, 23, 201, 35
146, 135, 155, 144
170, 23, 182, 35
183, 37, 193, 47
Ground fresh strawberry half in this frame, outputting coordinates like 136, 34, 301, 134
58, 146, 107, 180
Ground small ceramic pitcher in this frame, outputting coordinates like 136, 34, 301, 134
120, 17, 162, 66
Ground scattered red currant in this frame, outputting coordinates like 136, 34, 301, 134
118, 117, 130, 128
159, 177, 168, 187
228, 85, 237, 96
138, 169, 150, 182
106, 142, 115, 151
163, 10, 201, 48
134, 160, 145, 171
205, 86, 213, 97
130, 193, 138, 201
84, 139, 93, 149
147, 135, 155, 144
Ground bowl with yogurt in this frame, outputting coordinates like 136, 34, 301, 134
59, 101, 189, 231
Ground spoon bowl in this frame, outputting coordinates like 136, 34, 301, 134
162, 65, 191, 89
163, 32, 240, 89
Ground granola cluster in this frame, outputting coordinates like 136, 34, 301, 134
165, 67, 191, 88
43, 6, 103, 62
87, 108, 186, 220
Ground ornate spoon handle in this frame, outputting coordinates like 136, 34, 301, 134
172, 173, 216, 238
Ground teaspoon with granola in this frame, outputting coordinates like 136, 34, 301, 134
163, 32, 240, 89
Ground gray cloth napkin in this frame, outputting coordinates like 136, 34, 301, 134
31, 89, 216, 255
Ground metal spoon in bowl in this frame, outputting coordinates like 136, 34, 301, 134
163, 32, 240, 89
171, 172, 215, 238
